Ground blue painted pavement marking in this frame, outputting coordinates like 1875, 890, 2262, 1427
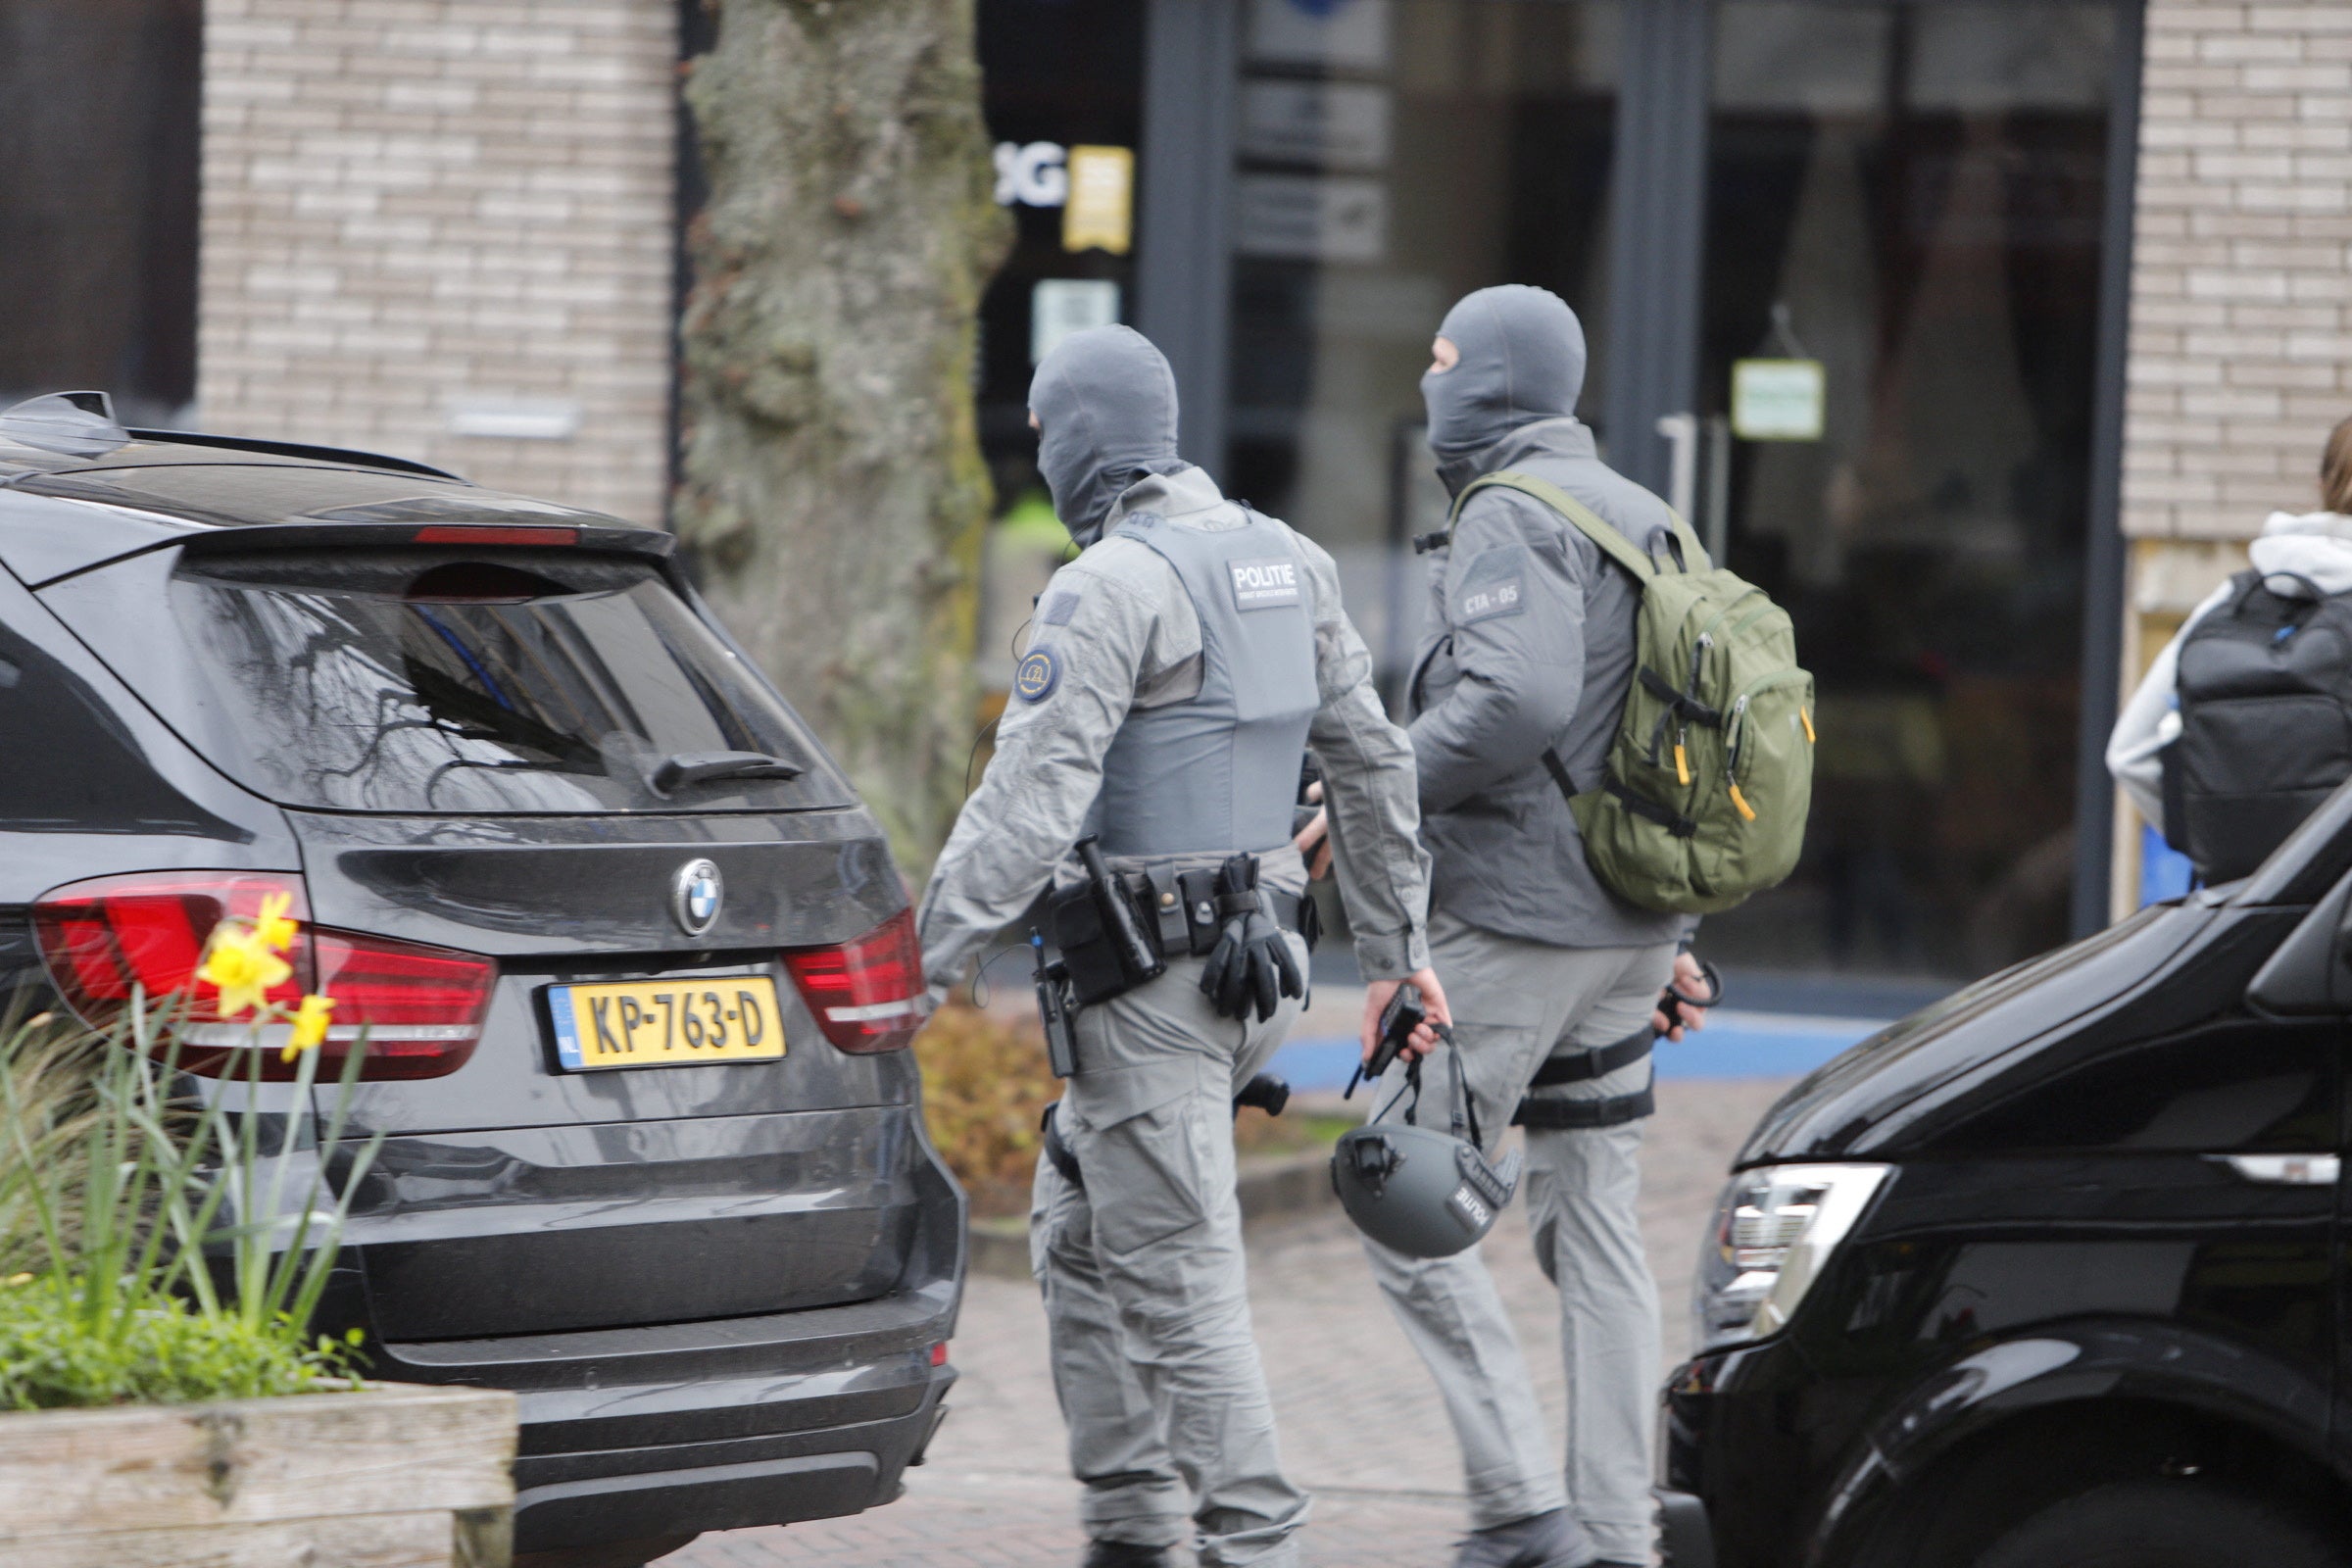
1265, 1008, 1890, 1094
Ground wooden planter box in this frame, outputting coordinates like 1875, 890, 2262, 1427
0, 1383, 516, 1568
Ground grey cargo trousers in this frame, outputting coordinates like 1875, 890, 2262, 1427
1362, 911, 1677, 1565
1028, 939, 1311, 1567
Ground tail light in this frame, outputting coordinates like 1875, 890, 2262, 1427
411, 524, 576, 547
32, 871, 495, 1080
782, 907, 929, 1054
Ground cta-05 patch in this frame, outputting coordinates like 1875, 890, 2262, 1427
1454, 544, 1528, 626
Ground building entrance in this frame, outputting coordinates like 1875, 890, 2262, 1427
975, 0, 2136, 987
1685, 1, 2127, 977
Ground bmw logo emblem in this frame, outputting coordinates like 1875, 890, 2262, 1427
672, 858, 723, 937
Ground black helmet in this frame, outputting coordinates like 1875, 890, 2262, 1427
1332, 1047, 1522, 1258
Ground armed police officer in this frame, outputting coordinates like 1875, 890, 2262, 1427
917, 325, 1443, 1568
1301, 286, 1713, 1568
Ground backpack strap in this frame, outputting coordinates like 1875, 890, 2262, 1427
1432, 470, 1712, 827
1417, 469, 1710, 577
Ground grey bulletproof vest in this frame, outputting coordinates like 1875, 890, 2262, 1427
1093, 509, 1319, 858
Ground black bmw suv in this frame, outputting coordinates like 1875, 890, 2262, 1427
1660, 775, 2352, 1568
0, 394, 962, 1566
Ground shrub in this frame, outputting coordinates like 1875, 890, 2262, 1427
0, 1279, 358, 1409
915, 1004, 1056, 1218
913, 1002, 1355, 1214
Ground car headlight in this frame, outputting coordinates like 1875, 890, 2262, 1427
1693, 1162, 1891, 1351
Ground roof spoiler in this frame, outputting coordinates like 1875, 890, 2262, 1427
123, 426, 468, 481
172, 519, 674, 561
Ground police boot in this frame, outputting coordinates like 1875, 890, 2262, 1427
1081, 1542, 1178, 1568
1452, 1508, 1592, 1568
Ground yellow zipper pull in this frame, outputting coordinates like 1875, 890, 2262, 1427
1729, 782, 1756, 821
1800, 708, 1816, 744
1674, 733, 1690, 787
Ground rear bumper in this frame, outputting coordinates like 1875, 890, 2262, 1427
509, 1366, 954, 1550
375, 1279, 960, 1553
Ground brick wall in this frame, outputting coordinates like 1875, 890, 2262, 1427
2123, 0, 2352, 543
199, 0, 677, 524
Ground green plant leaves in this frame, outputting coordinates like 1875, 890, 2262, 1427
0, 995, 381, 1408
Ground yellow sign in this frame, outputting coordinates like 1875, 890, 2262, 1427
1731, 359, 1827, 442
549, 977, 785, 1071
1062, 145, 1134, 255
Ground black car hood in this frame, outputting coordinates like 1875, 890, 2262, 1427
1740, 782, 2352, 1168
1737, 899, 2225, 1165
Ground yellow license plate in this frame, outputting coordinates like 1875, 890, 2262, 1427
548, 977, 785, 1071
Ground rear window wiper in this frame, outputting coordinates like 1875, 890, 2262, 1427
650, 750, 805, 796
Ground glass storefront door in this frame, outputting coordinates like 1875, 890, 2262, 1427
1222, 0, 1623, 693
1204, 0, 2124, 987
1692, 1, 2120, 978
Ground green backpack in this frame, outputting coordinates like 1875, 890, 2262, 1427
1442, 470, 1816, 915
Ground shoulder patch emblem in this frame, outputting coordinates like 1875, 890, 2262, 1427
1455, 543, 1529, 627
1014, 646, 1061, 703
1229, 556, 1303, 612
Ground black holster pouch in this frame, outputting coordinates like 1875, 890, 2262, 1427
1030, 932, 1078, 1078
1041, 1102, 1083, 1187
1046, 836, 1168, 1006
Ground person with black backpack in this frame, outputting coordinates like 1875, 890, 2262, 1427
2109, 414, 2352, 885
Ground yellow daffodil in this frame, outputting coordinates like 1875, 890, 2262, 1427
254, 892, 299, 954
197, 924, 292, 1019
282, 994, 336, 1062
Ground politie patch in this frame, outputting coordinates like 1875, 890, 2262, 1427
1014, 646, 1061, 703
1229, 556, 1303, 612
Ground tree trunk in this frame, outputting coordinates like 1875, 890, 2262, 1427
676, 0, 1008, 879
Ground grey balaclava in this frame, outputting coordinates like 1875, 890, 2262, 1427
1421, 284, 1587, 496
1029, 324, 1188, 547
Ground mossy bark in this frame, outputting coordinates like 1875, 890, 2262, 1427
676, 0, 1009, 880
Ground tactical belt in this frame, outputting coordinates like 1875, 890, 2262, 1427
1512, 1028, 1657, 1130
1527, 1027, 1653, 1086
1143, 882, 1315, 959
1512, 1087, 1655, 1130
1051, 858, 1317, 1008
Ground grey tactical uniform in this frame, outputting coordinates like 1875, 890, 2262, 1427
919, 461, 1431, 993
919, 330, 1429, 1567
1366, 286, 1686, 1566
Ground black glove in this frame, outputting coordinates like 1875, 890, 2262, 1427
1199, 854, 1303, 1023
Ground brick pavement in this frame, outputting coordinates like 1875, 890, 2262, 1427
660, 1078, 1792, 1568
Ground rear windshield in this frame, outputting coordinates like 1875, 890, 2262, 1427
41, 549, 851, 814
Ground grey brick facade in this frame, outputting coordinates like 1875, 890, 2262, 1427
198, 0, 677, 525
